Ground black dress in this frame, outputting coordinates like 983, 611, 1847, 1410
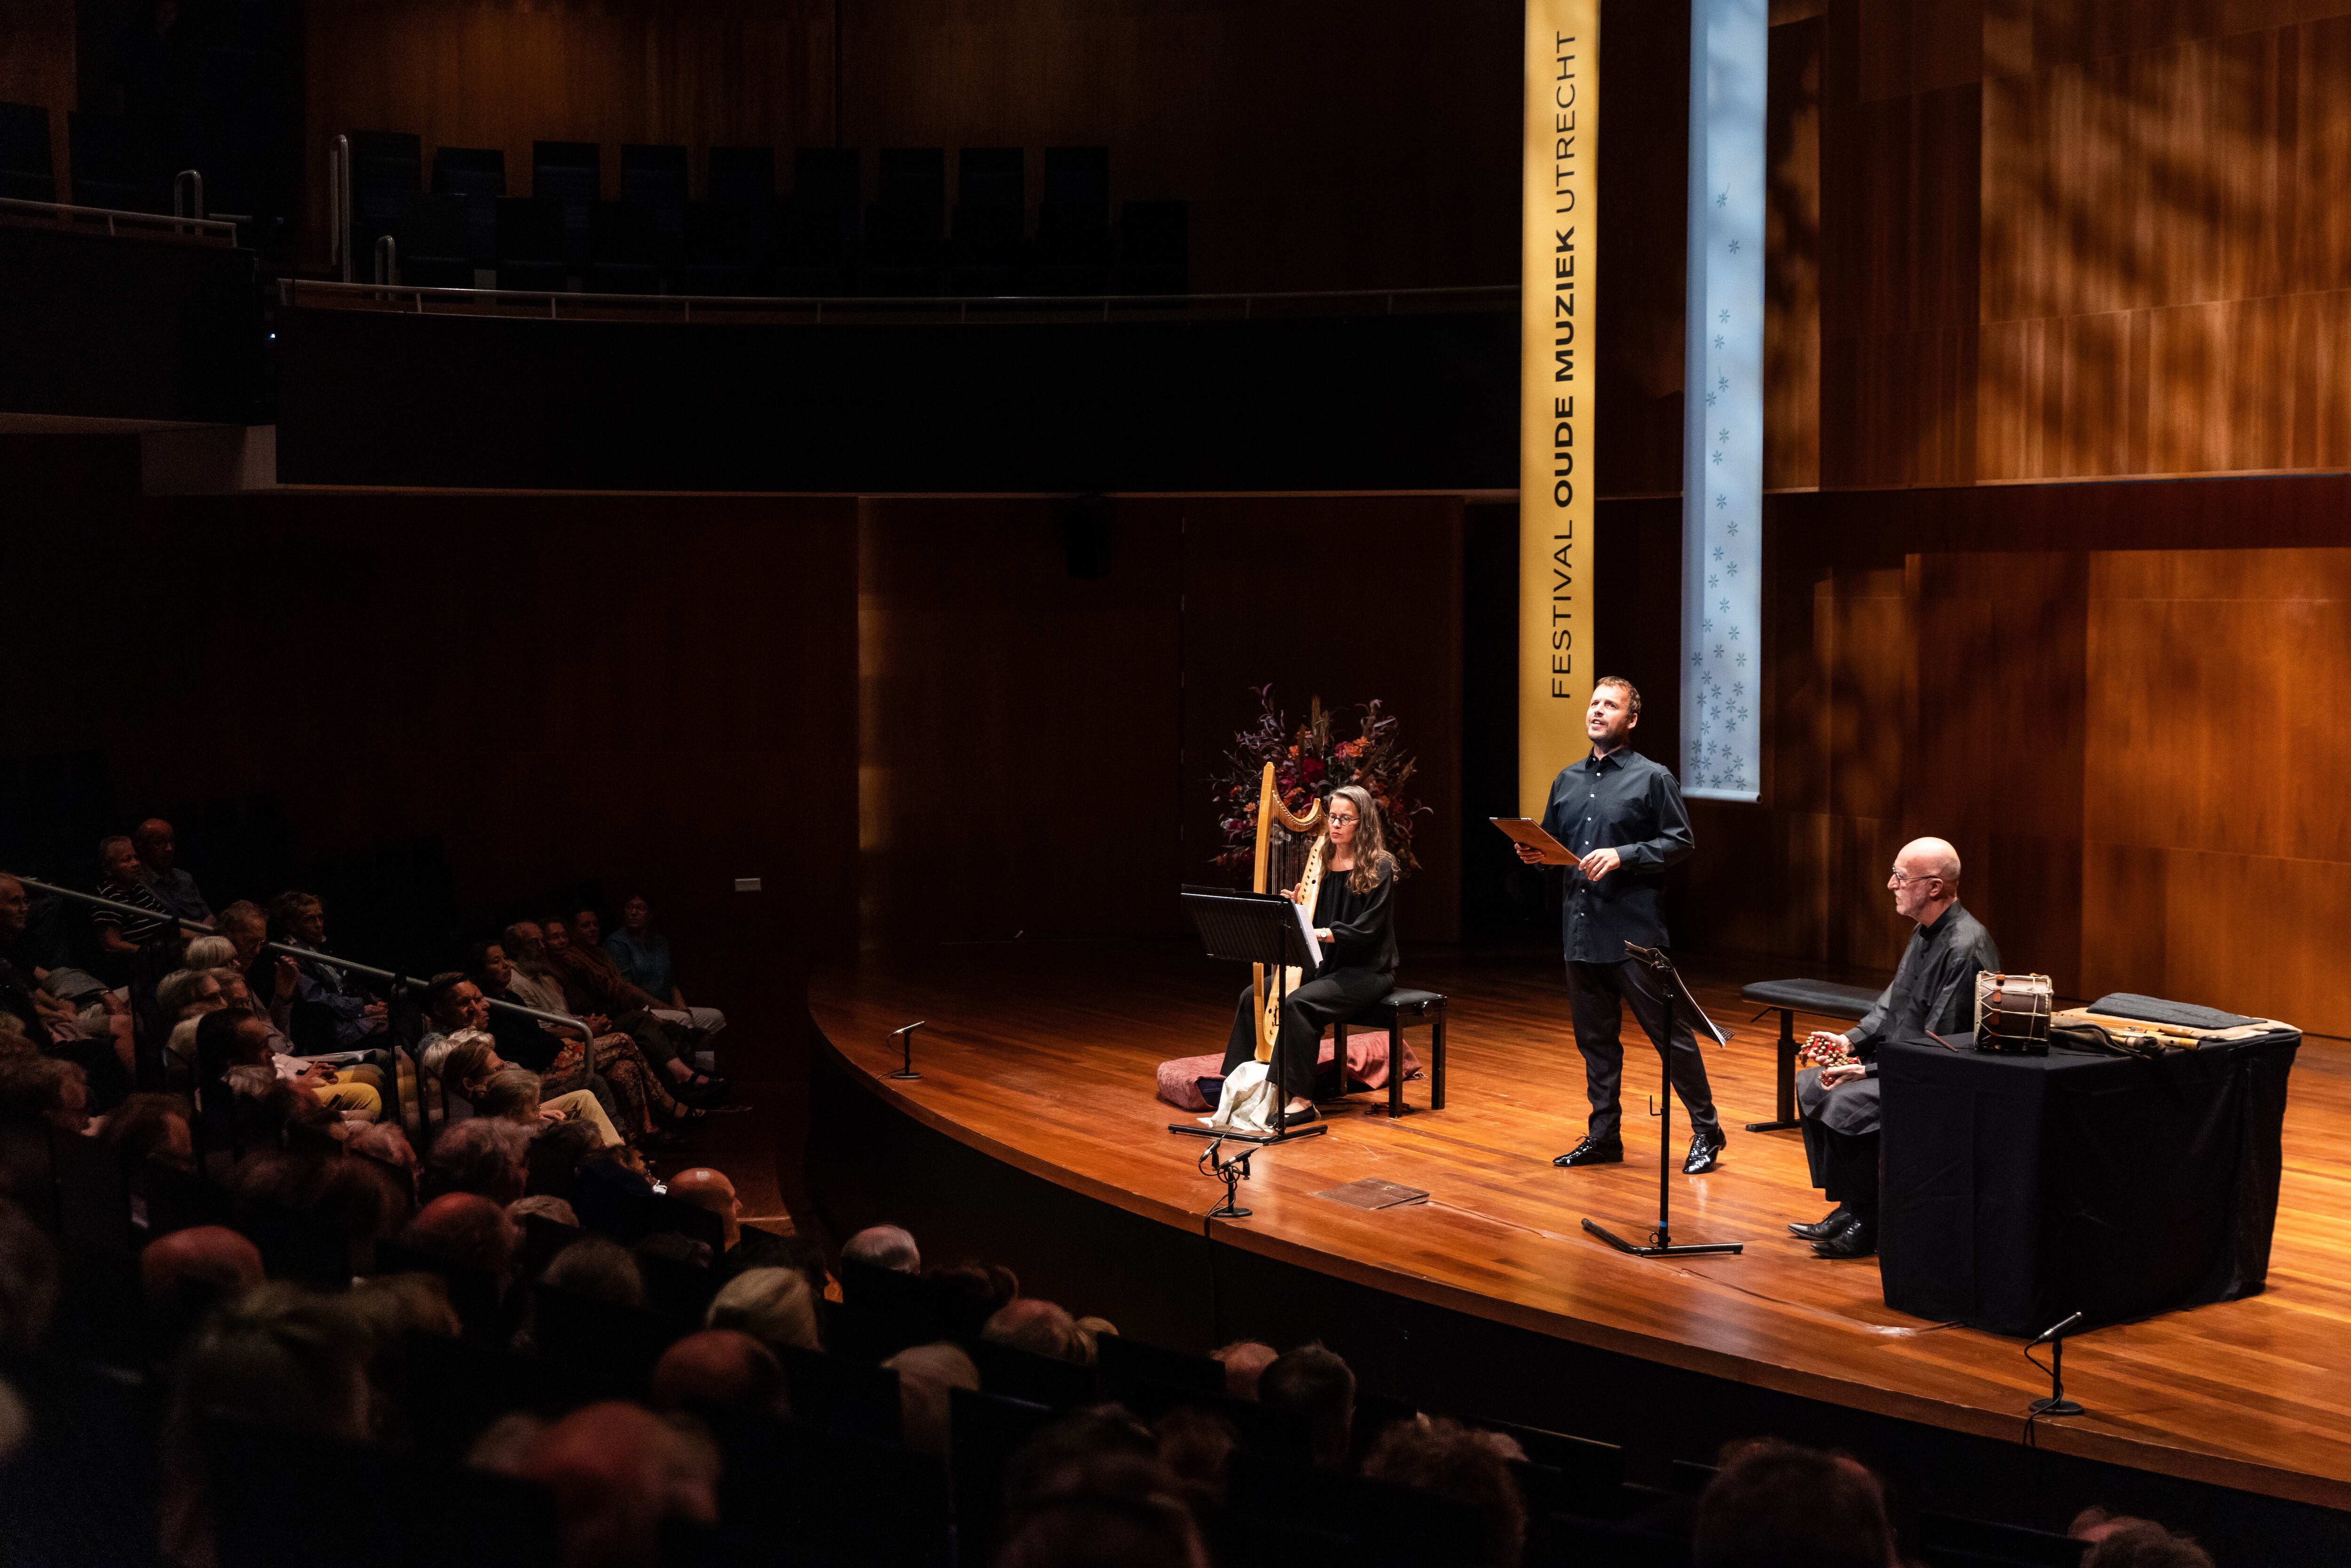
1220, 856, 1398, 1100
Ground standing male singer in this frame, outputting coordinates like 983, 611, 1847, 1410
1516, 678, 1725, 1174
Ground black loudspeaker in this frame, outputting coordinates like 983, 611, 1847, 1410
1061, 493, 1115, 579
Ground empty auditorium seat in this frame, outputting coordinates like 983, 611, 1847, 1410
0, 100, 55, 202
494, 196, 569, 292
586, 198, 662, 293
67, 112, 147, 212
1116, 198, 1189, 295
861, 146, 946, 295
1095, 1330, 1224, 1397
347, 130, 422, 269
705, 144, 776, 205
779, 146, 860, 294
950, 145, 1026, 295
530, 140, 600, 268
680, 200, 761, 295
431, 145, 505, 271
393, 191, 474, 288
1033, 144, 1110, 293
619, 142, 688, 265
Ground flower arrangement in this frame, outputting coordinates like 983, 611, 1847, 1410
1212, 686, 1426, 876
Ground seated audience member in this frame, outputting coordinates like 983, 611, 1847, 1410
441, 965, 685, 1145
498, 921, 577, 1016
475, 1401, 721, 1568
400, 1191, 521, 1293
98, 1090, 196, 1176
93, 835, 177, 959
180, 936, 237, 970
267, 891, 388, 1051
985, 1297, 1094, 1365
0, 1054, 90, 1134
195, 1008, 379, 1123
2079, 1522, 2215, 1568
538, 1233, 647, 1308
652, 1329, 789, 1418
1362, 1416, 1527, 1567
160, 1282, 372, 1568
1260, 1343, 1355, 1470
346, 1121, 418, 1190
883, 1341, 979, 1458
600, 893, 728, 1035
1213, 1340, 1278, 1401
0, 875, 134, 1099
157, 966, 227, 1025
419, 1118, 532, 1206
842, 1223, 921, 1274
706, 1266, 822, 1354
474, 1065, 624, 1149
0, 875, 80, 1041
343, 1270, 462, 1347
218, 900, 299, 1015
132, 818, 213, 927
666, 1167, 806, 1279
217, 967, 391, 1106
1694, 1437, 1901, 1568
543, 918, 728, 1103
140, 1224, 264, 1352
508, 1194, 580, 1229
997, 1441, 1212, 1568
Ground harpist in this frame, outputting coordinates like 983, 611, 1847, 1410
1216, 784, 1399, 1129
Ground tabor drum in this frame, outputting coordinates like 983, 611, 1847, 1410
1974, 971, 2054, 1055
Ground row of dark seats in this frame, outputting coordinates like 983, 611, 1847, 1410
347, 134, 1187, 297
0, 101, 156, 214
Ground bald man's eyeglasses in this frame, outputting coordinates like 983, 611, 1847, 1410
1886, 869, 1943, 887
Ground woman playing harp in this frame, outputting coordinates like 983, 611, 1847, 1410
1218, 782, 1400, 1128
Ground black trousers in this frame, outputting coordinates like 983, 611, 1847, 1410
1565, 957, 1720, 1144
1222, 967, 1394, 1102
1797, 1068, 1881, 1222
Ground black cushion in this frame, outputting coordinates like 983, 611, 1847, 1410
1340, 988, 1446, 1025
1741, 977, 1882, 1017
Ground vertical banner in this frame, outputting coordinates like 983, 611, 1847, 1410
1679, 0, 1765, 801
1519, 2, 1601, 817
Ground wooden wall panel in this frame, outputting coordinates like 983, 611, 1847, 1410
1593, 0, 1693, 498
0, 0, 76, 197
855, 497, 1186, 948
1766, 16, 1824, 490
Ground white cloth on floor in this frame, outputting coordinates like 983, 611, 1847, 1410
1206, 1060, 1278, 1135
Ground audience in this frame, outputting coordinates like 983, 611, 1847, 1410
1213, 1339, 1278, 1401
2082, 1522, 2218, 1568
537, 1233, 646, 1308
841, 1221, 921, 1273
1361, 1415, 1527, 1567
883, 1339, 980, 1458
599, 893, 728, 1036
267, 891, 388, 1050
475, 1401, 721, 1568
1259, 1342, 1355, 1470
666, 1166, 810, 1279
420, 1119, 532, 1206
706, 1265, 822, 1354
400, 1191, 521, 1292
94, 834, 178, 957
1694, 1437, 1901, 1568
132, 819, 214, 927
541, 917, 728, 1103
985, 1295, 1097, 1365
651, 1328, 789, 1418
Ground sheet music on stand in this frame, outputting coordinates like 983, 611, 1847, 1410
1179, 884, 1321, 979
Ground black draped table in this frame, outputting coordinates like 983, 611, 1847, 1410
1878, 1027, 2300, 1337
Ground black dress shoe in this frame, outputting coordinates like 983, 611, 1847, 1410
1553, 1136, 1625, 1168
1683, 1129, 1727, 1175
1811, 1214, 1878, 1259
1278, 1105, 1321, 1129
1787, 1206, 1850, 1240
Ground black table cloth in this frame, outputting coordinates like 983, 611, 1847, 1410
1878, 1027, 2299, 1337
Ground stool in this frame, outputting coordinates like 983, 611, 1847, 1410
1332, 989, 1448, 1118
1738, 977, 1881, 1132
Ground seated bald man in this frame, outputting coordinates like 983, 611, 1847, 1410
1791, 836, 2000, 1260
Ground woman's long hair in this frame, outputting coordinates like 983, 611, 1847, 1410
1322, 785, 1395, 894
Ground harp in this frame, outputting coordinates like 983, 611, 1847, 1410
1250, 762, 1327, 1061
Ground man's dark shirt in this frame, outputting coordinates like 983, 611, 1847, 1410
1539, 747, 1695, 964
0, 953, 45, 1040
1849, 901, 2001, 1075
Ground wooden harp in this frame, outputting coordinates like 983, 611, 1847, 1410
1251, 761, 1327, 1061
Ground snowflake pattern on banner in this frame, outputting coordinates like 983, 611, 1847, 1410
1680, 0, 1766, 802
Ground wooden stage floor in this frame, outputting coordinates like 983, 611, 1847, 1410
807, 940, 2351, 1512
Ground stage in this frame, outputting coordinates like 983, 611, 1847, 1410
805, 939, 2351, 1527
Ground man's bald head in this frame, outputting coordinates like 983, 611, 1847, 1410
401, 1193, 518, 1286
665, 1168, 741, 1250
142, 1224, 264, 1308
1889, 837, 1962, 925
650, 1329, 786, 1417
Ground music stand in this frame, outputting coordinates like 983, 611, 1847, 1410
1169, 889, 1330, 1147
1579, 943, 1744, 1258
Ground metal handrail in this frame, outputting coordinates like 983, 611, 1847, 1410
5, 873, 592, 1041
0, 194, 239, 245
173, 169, 205, 224
330, 134, 350, 281
281, 275, 1518, 321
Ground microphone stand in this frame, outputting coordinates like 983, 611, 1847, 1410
2027, 1310, 2086, 1417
